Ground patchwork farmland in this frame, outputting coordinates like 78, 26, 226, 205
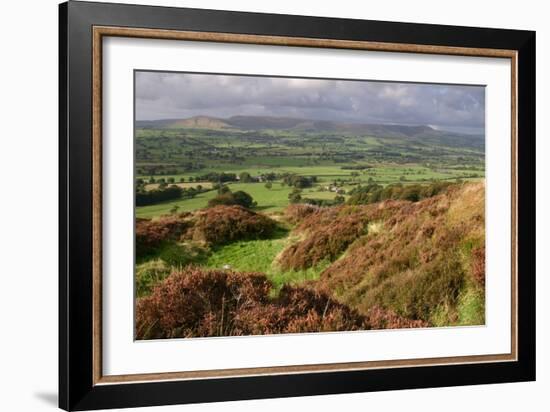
134, 115, 485, 338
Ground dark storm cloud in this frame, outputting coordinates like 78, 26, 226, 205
135, 71, 485, 130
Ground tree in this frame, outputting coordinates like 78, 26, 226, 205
179, 177, 185, 183
218, 185, 231, 195
208, 190, 256, 209
282, 174, 315, 189
263, 172, 277, 182
170, 205, 180, 214
232, 190, 256, 208
288, 188, 302, 204
167, 177, 175, 184
239, 171, 253, 183
334, 195, 345, 204
135, 185, 183, 206
264, 182, 272, 190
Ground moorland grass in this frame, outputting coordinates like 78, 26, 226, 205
135, 182, 486, 331
204, 227, 329, 295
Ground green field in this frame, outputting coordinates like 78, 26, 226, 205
134, 116, 486, 336
136, 122, 484, 218
204, 228, 329, 294
136, 165, 483, 218
137, 182, 293, 217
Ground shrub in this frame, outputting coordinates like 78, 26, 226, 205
288, 188, 302, 204
364, 306, 429, 329
316, 182, 485, 325
471, 245, 485, 286
190, 205, 276, 245
363, 257, 465, 321
282, 174, 316, 188
136, 215, 192, 256
232, 191, 256, 208
136, 268, 271, 339
278, 210, 370, 270
135, 259, 171, 297
135, 268, 373, 339
158, 243, 208, 267
284, 204, 320, 225
136, 185, 183, 206
208, 190, 256, 209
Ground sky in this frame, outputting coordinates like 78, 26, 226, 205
135, 71, 485, 133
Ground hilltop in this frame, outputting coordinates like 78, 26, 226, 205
136, 115, 483, 141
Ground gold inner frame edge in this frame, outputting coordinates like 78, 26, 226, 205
91, 25, 518, 385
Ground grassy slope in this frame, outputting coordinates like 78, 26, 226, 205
136, 190, 219, 218
136, 171, 483, 219
313, 182, 486, 326
136, 182, 346, 218
138, 164, 483, 187
137, 182, 486, 328
136, 127, 484, 192
204, 228, 329, 294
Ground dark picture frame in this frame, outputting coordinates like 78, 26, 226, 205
59, 1, 536, 410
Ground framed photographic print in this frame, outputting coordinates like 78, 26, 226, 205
59, 1, 536, 410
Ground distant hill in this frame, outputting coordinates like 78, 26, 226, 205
136, 115, 483, 146
225, 115, 309, 130
168, 116, 232, 129
223, 116, 440, 138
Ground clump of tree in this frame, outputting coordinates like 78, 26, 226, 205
282, 174, 317, 188
239, 171, 254, 183
136, 183, 210, 206
208, 187, 257, 209
194, 172, 238, 183
340, 165, 373, 170
301, 196, 345, 207
288, 188, 302, 204
136, 185, 183, 206
347, 181, 453, 205
260, 172, 277, 182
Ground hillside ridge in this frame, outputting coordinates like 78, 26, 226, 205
136, 115, 483, 141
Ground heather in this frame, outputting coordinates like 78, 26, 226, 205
135, 267, 425, 339
134, 182, 486, 338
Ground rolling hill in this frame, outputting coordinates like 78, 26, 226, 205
136, 115, 483, 147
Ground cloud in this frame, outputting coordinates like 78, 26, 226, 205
135, 71, 485, 130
